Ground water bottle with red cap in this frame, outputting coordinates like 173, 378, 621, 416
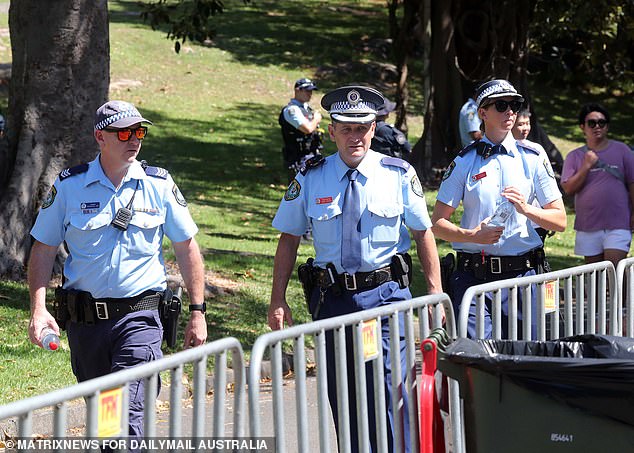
40, 327, 60, 351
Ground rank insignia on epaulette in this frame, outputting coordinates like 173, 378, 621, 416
381, 156, 410, 171
144, 165, 168, 179
59, 163, 89, 181
284, 179, 301, 201
300, 154, 325, 175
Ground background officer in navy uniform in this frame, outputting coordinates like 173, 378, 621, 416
268, 85, 441, 452
279, 77, 324, 181
431, 79, 566, 339
27, 100, 208, 439
370, 98, 412, 159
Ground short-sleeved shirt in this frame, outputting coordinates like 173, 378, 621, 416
272, 150, 432, 273
437, 133, 561, 255
561, 140, 634, 231
458, 98, 481, 148
371, 120, 412, 158
30, 156, 198, 298
282, 98, 312, 130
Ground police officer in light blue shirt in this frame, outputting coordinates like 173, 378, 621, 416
458, 97, 482, 148
432, 79, 567, 339
269, 85, 441, 453
28, 100, 208, 440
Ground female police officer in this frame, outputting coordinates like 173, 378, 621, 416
268, 85, 441, 452
431, 79, 566, 339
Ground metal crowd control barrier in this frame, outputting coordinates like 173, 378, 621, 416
458, 261, 618, 341
447, 261, 619, 453
248, 294, 454, 453
616, 257, 634, 337
0, 337, 245, 447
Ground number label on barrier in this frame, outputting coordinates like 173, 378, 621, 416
362, 319, 379, 361
98, 387, 123, 438
544, 280, 558, 313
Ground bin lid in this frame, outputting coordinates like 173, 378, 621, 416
439, 334, 634, 427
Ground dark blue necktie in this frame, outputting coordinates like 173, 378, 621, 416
342, 169, 361, 274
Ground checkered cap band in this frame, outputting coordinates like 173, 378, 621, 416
475, 79, 522, 107
329, 100, 377, 115
95, 109, 142, 130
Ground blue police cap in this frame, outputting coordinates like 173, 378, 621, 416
475, 79, 524, 108
321, 86, 384, 124
294, 78, 318, 91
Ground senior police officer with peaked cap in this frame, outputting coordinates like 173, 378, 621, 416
431, 79, 566, 339
268, 85, 442, 452
28, 100, 208, 440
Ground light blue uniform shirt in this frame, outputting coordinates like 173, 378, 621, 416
273, 150, 432, 273
282, 98, 312, 129
458, 98, 481, 148
437, 133, 561, 256
30, 156, 198, 298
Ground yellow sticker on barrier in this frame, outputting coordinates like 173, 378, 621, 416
98, 387, 123, 438
544, 280, 557, 313
362, 319, 379, 361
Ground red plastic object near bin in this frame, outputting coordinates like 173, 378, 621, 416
419, 338, 445, 453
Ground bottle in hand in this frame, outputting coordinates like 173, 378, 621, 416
41, 327, 60, 351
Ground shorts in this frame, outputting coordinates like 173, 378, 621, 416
574, 229, 632, 256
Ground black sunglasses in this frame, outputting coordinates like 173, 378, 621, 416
484, 99, 523, 113
104, 126, 148, 142
586, 119, 608, 129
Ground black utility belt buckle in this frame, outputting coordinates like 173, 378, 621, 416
343, 273, 357, 291
95, 302, 109, 320
490, 257, 502, 274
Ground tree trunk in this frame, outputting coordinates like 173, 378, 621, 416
411, 0, 562, 183
0, 0, 109, 278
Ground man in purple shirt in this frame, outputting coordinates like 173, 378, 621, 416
561, 103, 634, 267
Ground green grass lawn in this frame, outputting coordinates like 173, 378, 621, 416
0, 0, 629, 404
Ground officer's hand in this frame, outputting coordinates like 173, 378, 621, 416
501, 186, 529, 215
268, 300, 293, 331
582, 150, 599, 170
474, 221, 504, 244
28, 309, 59, 348
184, 312, 207, 349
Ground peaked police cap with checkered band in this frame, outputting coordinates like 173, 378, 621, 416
94, 100, 153, 130
475, 79, 524, 108
321, 85, 384, 124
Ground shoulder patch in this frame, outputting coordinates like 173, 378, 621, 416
381, 156, 410, 171
442, 161, 456, 181
411, 174, 424, 198
299, 154, 325, 176
517, 142, 540, 155
59, 163, 89, 181
42, 185, 57, 209
144, 165, 169, 179
172, 184, 187, 207
543, 159, 555, 178
284, 179, 301, 201
458, 141, 480, 157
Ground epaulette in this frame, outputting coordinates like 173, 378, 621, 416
381, 156, 410, 171
59, 163, 89, 181
457, 140, 479, 157
299, 154, 325, 176
143, 164, 169, 179
516, 141, 541, 155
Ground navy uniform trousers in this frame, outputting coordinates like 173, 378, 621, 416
449, 268, 538, 339
313, 280, 411, 453
67, 310, 163, 438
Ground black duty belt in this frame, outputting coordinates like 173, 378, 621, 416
92, 292, 162, 320
313, 265, 393, 291
457, 250, 538, 276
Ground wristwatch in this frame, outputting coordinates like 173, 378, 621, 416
189, 302, 206, 314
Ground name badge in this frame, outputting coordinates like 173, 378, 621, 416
472, 171, 487, 182
316, 196, 333, 205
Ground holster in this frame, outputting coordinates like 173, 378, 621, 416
533, 247, 551, 274
54, 288, 95, 328
390, 253, 413, 289
298, 258, 319, 320
53, 287, 70, 331
440, 253, 456, 297
160, 287, 182, 348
